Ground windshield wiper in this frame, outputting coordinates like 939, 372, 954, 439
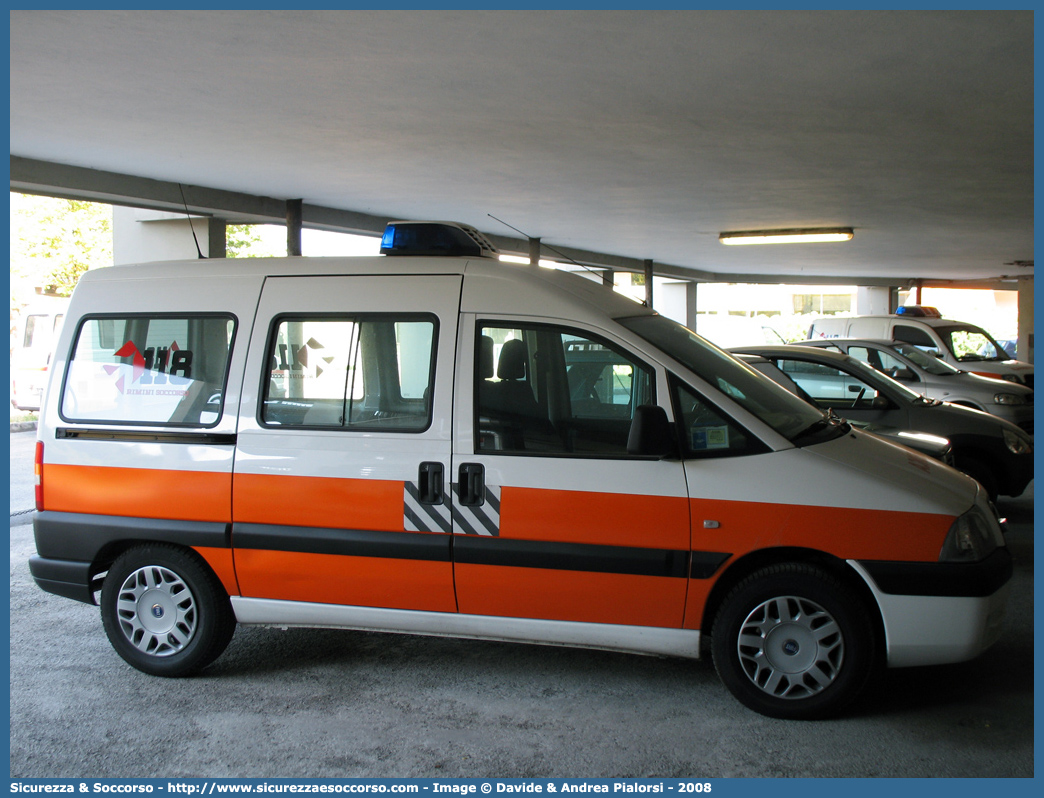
792, 410, 849, 445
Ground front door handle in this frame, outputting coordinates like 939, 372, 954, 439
458, 463, 485, 507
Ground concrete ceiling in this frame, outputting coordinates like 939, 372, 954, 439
9, 9, 1034, 286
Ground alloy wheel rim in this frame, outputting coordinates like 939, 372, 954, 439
116, 565, 198, 657
737, 595, 844, 699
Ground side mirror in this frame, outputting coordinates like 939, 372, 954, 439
889, 367, 916, 382
627, 405, 679, 459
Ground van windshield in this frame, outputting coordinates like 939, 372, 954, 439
618, 314, 827, 442
936, 324, 1013, 362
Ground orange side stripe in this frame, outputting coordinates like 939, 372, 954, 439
454, 563, 687, 627
233, 472, 405, 531
235, 549, 457, 612
43, 464, 231, 523
193, 546, 240, 597
500, 487, 690, 549
690, 498, 954, 563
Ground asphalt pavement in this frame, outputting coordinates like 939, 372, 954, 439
10, 426, 36, 525
8, 428, 1035, 778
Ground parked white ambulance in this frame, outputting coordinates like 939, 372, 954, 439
11, 293, 69, 411
807, 308, 1033, 387
30, 222, 1012, 720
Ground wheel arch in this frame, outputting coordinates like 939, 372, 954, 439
93, 539, 230, 601
701, 546, 885, 660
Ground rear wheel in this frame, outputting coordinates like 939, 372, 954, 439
100, 544, 235, 677
712, 563, 876, 720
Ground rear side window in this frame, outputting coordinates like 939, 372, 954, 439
261, 315, 436, 432
22, 315, 42, 348
60, 315, 235, 427
893, 324, 938, 351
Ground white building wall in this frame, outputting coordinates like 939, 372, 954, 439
112, 207, 212, 265
855, 286, 893, 315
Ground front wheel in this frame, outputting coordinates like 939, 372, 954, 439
711, 563, 876, 720
100, 544, 235, 677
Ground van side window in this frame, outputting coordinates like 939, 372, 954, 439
671, 378, 768, 458
476, 323, 654, 456
60, 315, 235, 427
893, 324, 939, 353
23, 315, 41, 348
261, 315, 436, 432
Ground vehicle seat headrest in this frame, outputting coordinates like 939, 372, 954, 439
498, 339, 527, 381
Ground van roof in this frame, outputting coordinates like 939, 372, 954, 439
74, 255, 656, 323
814, 313, 988, 332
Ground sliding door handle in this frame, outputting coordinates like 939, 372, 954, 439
418, 461, 444, 505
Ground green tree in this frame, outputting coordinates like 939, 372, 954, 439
10, 192, 113, 299
226, 223, 266, 257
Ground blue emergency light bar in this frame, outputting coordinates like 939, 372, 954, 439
895, 305, 942, 318
380, 221, 499, 258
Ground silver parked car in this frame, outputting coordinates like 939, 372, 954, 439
731, 345, 1033, 500
794, 338, 1033, 435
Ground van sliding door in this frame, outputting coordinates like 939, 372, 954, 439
231, 275, 461, 613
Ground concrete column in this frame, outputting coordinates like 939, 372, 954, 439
855, 286, 895, 315
685, 282, 698, 329
286, 199, 303, 257
644, 259, 654, 307
1017, 277, 1034, 364
112, 207, 210, 265
601, 269, 614, 288
529, 237, 541, 266
208, 218, 227, 259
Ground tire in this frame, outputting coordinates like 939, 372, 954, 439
711, 563, 876, 720
100, 544, 235, 677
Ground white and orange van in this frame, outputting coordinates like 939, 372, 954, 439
29, 222, 1012, 719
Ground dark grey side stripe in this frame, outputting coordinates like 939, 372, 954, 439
34, 512, 729, 583
233, 523, 452, 562
690, 551, 732, 579
34, 511, 230, 562
859, 548, 1012, 597
454, 536, 690, 579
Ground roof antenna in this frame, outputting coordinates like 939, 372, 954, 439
178, 183, 206, 259
487, 214, 603, 280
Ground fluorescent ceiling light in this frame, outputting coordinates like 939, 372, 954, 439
499, 254, 560, 269
719, 228, 854, 246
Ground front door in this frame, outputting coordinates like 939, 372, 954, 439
231, 275, 461, 613
451, 316, 691, 629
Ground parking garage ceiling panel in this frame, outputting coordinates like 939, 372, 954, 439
9, 9, 1033, 283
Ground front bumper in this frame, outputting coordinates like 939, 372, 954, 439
850, 547, 1012, 668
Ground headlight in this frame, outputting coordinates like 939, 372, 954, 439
994, 393, 1026, 406
939, 507, 1004, 563
1003, 428, 1033, 455
1001, 374, 1021, 383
